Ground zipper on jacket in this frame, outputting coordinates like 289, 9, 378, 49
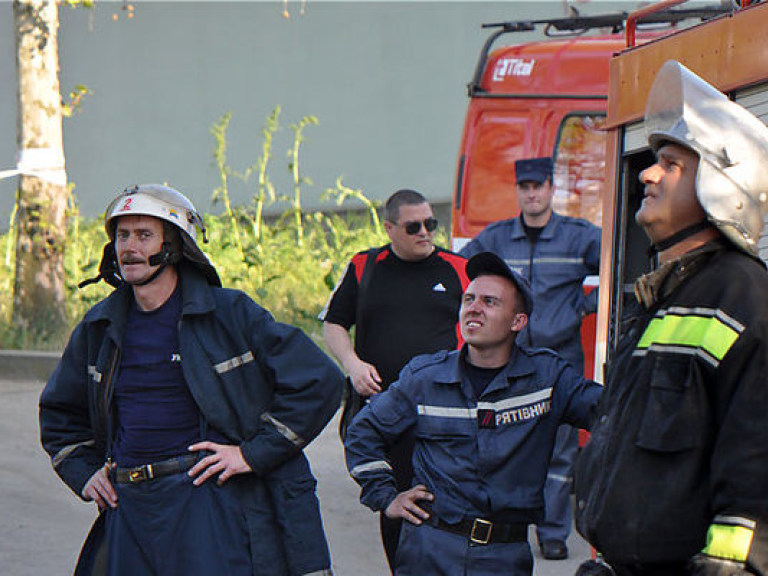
103, 347, 121, 463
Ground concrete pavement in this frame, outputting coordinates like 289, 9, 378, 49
1, 376, 590, 575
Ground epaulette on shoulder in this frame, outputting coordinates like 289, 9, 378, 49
560, 214, 593, 228
519, 345, 560, 361
485, 218, 515, 231
407, 349, 452, 373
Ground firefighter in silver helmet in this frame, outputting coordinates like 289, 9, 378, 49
575, 61, 768, 575
40, 184, 344, 575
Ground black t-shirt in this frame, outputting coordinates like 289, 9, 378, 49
462, 354, 505, 398
522, 218, 545, 244
320, 245, 468, 387
113, 285, 199, 467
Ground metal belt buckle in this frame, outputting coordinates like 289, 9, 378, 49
128, 464, 153, 483
470, 518, 493, 545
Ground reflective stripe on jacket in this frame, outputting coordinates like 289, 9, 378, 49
345, 346, 601, 524
575, 243, 768, 573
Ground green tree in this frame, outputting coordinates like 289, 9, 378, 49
12, 0, 69, 340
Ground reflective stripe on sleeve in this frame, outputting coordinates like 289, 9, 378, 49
260, 412, 304, 447
52, 439, 96, 469
350, 460, 392, 479
635, 308, 742, 367
213, 351, 255, 374
702, 516, 756, 563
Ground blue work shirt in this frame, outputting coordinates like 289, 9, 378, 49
345, 346, 601, 525
460, 213, 601, 368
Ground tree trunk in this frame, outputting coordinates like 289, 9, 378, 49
13, 0, 68, 343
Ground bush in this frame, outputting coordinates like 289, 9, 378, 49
0, 108, 448, 349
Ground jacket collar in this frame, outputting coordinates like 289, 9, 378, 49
510, 211, 563, 241
178, 263, 216, 315
633, 239, 727, 309
86, 264, 215, 335
434, 344, 537, 396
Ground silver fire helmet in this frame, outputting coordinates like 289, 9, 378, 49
644, 60, 768, 257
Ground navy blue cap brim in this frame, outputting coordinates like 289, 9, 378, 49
515, 171, 548, 184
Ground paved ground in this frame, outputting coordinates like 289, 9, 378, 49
1, 377, 591, 575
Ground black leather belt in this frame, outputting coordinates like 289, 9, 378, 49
114, 455, 198, 484
430, 516, 528, 545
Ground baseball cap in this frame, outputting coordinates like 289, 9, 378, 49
466, 252, 533, 314
515, 157, 553, 184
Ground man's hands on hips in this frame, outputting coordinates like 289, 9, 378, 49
82, 443, 251, 506
385, 484, 434, 525
349, 358, 383, 396
188, 441, 252, 486
82, 462, 118, 510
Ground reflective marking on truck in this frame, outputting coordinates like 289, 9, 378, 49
492, 58, 535, 82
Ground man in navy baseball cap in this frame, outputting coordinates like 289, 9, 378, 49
344, 250, 601, 576
465, 251, 534, 315
515, 157, 553, 184
461, 153, 601, 560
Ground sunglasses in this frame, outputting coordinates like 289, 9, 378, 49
400, 217, 439, 235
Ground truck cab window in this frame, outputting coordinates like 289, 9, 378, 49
553, 114, 606, 227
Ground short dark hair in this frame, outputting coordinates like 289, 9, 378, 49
384, 189, 429, 223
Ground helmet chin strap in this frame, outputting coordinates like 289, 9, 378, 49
647, 220, 712, 257
127, 242, 177, 287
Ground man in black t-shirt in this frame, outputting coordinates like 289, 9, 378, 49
320, 189, 468, 571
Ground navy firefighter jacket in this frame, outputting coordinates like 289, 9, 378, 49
345, 345, 601, 524
39, 263, 344, 575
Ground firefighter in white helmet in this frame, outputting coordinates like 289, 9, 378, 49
575, 61, 768, 575
40, 184, 343, 575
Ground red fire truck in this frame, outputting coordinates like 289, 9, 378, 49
450, 3, 733, 381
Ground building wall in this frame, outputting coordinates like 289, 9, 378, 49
0, 1, 641, 225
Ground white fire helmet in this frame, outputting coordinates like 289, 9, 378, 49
105, 184, 205, 241
100, 184, 220, 287
644, 60, 768, 257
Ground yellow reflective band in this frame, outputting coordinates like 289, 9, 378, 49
637, 314, 739, 361
703, 523, 754, 562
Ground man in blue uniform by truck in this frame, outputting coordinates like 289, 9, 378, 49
39, 184, 343, 576
460, 156, 601, 560
344, 250, 601, 575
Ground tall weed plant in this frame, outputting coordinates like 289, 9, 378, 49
0, 109, 447, 349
